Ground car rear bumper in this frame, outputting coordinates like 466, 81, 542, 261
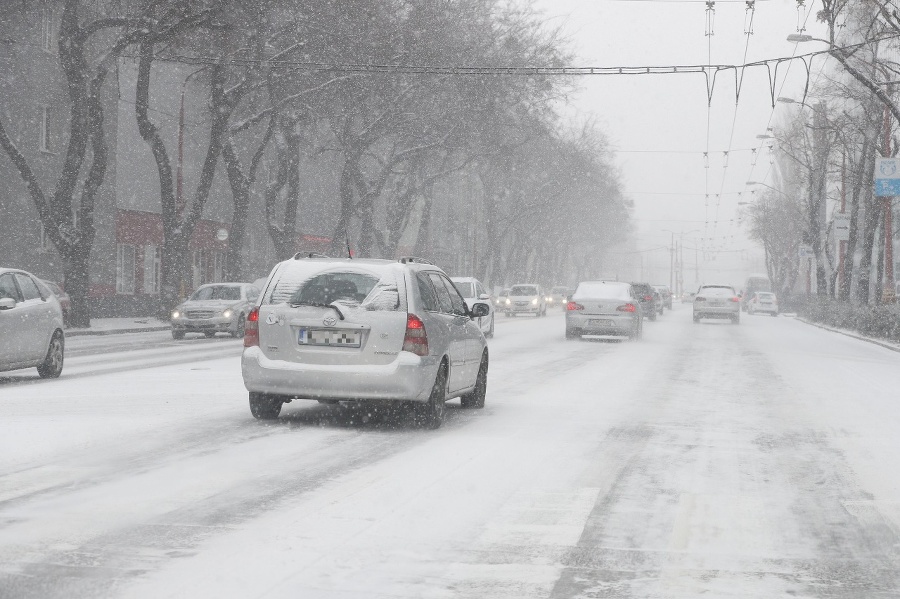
751, 305, 778, 313
507, 305, 540, 314
693, 306, 739, 318
241, 347, 438, 402
566, 313, 637, 335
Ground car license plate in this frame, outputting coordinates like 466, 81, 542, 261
298, 328, 361, 347
588, 319, 613, 326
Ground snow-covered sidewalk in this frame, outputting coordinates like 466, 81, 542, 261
797, 316, 900, 354
65, 317, 170, 337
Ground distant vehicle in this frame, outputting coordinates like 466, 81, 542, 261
747, 291, 778, 316
505, 284, 547, 317
241, 256, 491, 428
451, 276, 495, 337
495, 288, 509, 310
566, 281, 642, 340
693, 284, 741, 324
630, 282, 659, 321
41, 280, 71, 326
742, 275, 771, 312
0, 267, 65, 378
548, 286, 569, 309
653, 285, 673, 310
171, 282, 261, 339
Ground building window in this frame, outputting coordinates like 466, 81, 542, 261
116, 244, 136, 294
39, 106, 53, 152
143, 245, 161, 295
41, 8, 56, 52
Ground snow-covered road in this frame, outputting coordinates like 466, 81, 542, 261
2, 307, 900, 598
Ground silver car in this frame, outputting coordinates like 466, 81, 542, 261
504, 284, 547, 316
451, 276, 495, 337
171, 283, 261, 339
241, 257, 491, 428
693, 284, 741, 324
565, 281, 642, 340
0, 267, 65, 378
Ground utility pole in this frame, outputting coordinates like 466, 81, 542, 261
883, 90, 896, 303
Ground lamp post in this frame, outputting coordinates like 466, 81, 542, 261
662, 229, 700, 298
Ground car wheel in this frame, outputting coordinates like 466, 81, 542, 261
486, 315, 495, 338
732, 315, 741, 325
771, 312, 778, 317
204, 331, 216, 338
461, 354, 488, 409
37, 331, 64, 378
416, 363, 447, 429
232, 315, 245, 338
693, 314, 700, 323
565, 328, 579, 340
648, 310, 657, 322
172, 329, 185, 340
249, 392, 282, 420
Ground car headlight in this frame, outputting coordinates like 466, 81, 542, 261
172, 310, 181, 319
532, 298, 538, 305
223, 309, 233, 318
505, 298, 511, 305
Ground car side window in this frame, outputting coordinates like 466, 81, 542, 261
15, 274, 42, 301
416, 274, 440, 312
475, 282, 486, 297
247, 286, 260, 302
427, 273, 454, 314
0, 274, 21, 302
439, 275, 468, 316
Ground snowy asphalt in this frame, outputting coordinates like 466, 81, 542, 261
1, 307, 900, 598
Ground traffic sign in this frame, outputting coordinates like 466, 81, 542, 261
799, 244, 814, 259
875, 158, 900, 196
834, 213, 851, 241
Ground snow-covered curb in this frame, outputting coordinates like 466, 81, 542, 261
65, 318, 170, 337
796, 317, 900, 354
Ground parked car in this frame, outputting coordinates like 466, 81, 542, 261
0, 268, 65, 378
451, 276, 495, 337
693, 284, 741, 324
41, 280, 71, 326
653, 285, 673, 310
565, 281, 642, 340
629, 282, 659, 321
505, 284, 547, 317
548, 286, 569, 309
747, 291, 778, 316
241, 256, 490, 428
171, 282, 261, 339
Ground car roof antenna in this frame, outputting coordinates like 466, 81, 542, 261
345, 233, 353, 259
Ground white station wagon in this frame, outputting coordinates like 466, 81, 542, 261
241, 256, 491, 428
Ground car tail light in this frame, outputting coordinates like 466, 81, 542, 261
244, 307, 259, 347
643, 295, 652, 301
617, 303, 636, 312
694, 296, 706, 302
730, 297, 741, 302
566, 301, 583, 311
403, 313, 429, 356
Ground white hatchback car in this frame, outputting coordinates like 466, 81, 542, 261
0, 268, 65, 378
241, 256, 491, 428
693, 284, 741, 324
451, 276, 494, 337
747, 291, 779, 316
504, 284, 547, 316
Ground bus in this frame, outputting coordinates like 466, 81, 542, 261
742, 274, 771, 311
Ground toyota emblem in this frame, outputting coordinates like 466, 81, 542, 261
323, 316, 337, 327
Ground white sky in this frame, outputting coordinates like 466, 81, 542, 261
533, 0, 828, 286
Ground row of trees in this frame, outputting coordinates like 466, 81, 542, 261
0, 0, 630, 325
746, 0, 900, 307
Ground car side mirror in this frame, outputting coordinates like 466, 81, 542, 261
0, 297, 16, 310
470, 302, 490, 318
478, 293, 490, 300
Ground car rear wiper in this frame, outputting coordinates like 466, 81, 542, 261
289, 301, 345, 320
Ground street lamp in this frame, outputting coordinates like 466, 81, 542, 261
787, 33, 814, 42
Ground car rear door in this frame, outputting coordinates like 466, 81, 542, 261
15, 273, 55, 362
428, 273, 471, 393
0, 273, 23, 365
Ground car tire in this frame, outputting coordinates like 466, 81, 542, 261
485, 315, 495, 338
732, 315, 740, 325
416, 363, 447, 429
693, 314, 700, 323
565, 328, 579, 340
648, 310, 657, 322
204, 331, 216, 338
37, 331, 64, 379
771, 312, 778, 317
232, 315, 245, 338
461, 354, 488, 409
172, 329, 185, 340
249, 392, 282, 420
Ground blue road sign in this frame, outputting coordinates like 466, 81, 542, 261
875, 158, 900, 196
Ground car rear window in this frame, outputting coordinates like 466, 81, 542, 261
266, 264, 401, 311
453, 282, 476, 298
574, 282, 631, 300
510, 285, 538, 296
757, 292, 775, 300
700, 286, 734, 297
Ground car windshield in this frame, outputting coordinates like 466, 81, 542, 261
510, 285, 538, 296
551, 287, 568, 294
190, 285, 242, 301
453, 282, 476, 298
